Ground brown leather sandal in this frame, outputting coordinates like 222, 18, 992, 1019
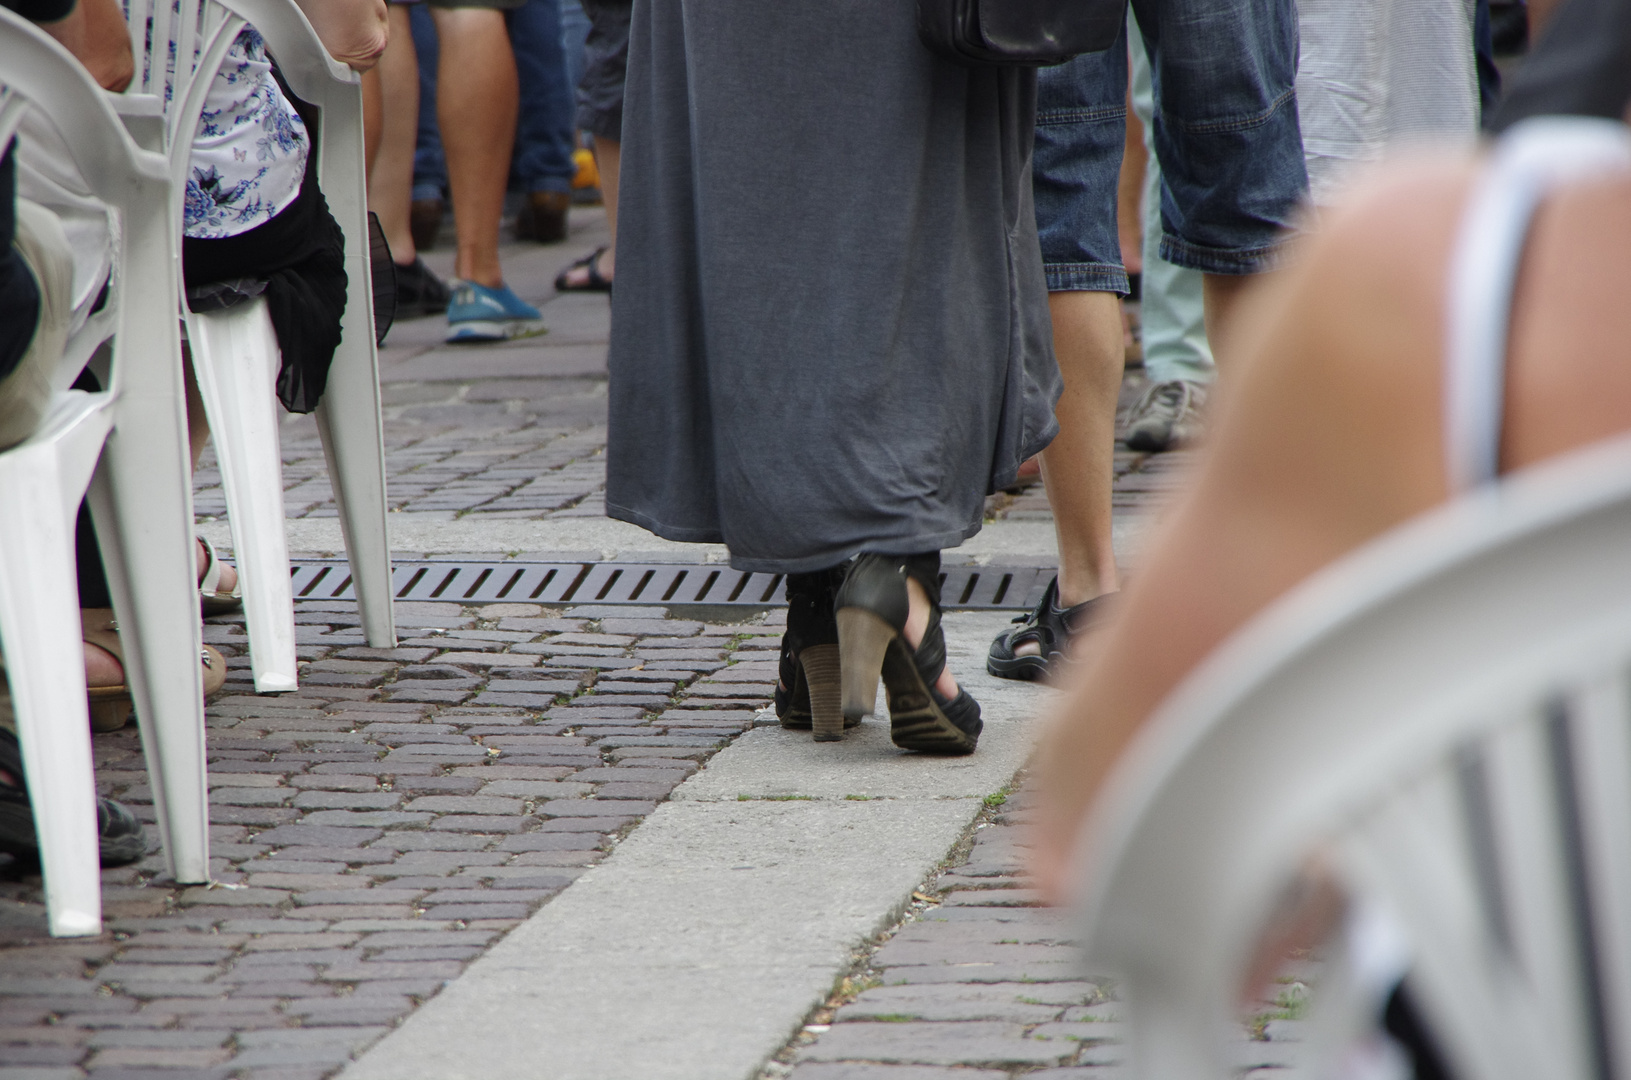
80, 609, 228, 731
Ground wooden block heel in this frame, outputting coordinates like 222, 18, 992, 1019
834, 552, 983, 755
800, 643, 844, 741
837, 606, 895, 725
88, 694, 132, 733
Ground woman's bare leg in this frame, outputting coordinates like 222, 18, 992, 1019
1043, 291, 1124, 611
367, 4, 420, 262
431, 6, 517, 288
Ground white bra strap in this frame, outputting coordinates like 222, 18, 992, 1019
1443, 117, 1631, 494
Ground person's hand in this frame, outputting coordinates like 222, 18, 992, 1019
292, 0, 388, 71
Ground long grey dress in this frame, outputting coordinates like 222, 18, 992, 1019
605, 0, 1060, 574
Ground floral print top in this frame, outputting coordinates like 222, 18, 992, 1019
183, 27, 309, 239
130, 0, 311, 240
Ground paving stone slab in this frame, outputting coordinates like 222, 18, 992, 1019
339, 800, 981, 1080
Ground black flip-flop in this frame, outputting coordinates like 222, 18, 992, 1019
554, 246, 613, 293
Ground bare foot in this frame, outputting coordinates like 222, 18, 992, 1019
903, 576, 958, 700
84, 639, 123, 690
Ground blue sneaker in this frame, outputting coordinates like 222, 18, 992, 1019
444, 280, 542, 343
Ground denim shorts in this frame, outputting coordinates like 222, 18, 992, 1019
1034, 0, 1308, 290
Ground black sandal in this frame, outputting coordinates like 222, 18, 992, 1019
835, 553, 981, 755
986, 577, 1111, 682
774, 566, 851, 741
553, 246, 613, 293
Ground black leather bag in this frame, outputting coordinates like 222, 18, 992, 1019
917, 0, 1128, 67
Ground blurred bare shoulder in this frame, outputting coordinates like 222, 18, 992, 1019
1210, 153, 1484, 527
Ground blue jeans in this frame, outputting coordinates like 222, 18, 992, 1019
507, 0, 577, 193
560, 0, 591, 102
410, 2, 446, 204
1033, 0, 1308, 287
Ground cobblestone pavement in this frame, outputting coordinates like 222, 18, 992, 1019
0, 215, 1206, 1079
0, 599, 788, 1079
192, 257, 616, 526
771, 787, 1308, 1080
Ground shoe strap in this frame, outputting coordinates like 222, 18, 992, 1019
912, 604, 948, 685
835, 554, 911, 631
81, 608, 125, 669
198, 536, 242, 600
198, 534, 226, 597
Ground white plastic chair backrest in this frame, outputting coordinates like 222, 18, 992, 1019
115, 0, 374, 383
117, 0, 353, 196
0, 9, 176, 403
1072, 434, 1631, 1080
214, 0, 375, 377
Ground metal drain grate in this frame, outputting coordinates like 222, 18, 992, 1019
289, 562, 1052, 610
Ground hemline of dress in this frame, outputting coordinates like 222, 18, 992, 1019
604, 502, 987, 575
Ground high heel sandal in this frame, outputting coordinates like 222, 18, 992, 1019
774, 566, 851, 741
834, 553, 982, 755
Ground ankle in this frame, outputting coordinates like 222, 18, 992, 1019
1054, 569, 1118, 609
903, 576, 931, 649
905, 573, 959, 699
457, 263, 504, 290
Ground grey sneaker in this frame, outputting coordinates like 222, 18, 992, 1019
1125, 379, 1208, 452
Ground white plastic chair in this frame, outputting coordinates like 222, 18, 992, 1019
1072, 434, 1631, 1080
118, 0, 397, 693
0, 11, 212, 936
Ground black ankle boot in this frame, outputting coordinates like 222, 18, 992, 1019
774, 565, 849, 739
833, 552, 981, 754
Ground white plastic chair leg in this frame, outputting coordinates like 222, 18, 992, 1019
317, 376, 395, 649
315, 76, 395, 651
87, 419, 210, 885
187, 299, 298, 693
0, 440, 104, 937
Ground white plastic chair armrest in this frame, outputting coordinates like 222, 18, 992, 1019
214, 0, 358, 99
0, 10, 170, 195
